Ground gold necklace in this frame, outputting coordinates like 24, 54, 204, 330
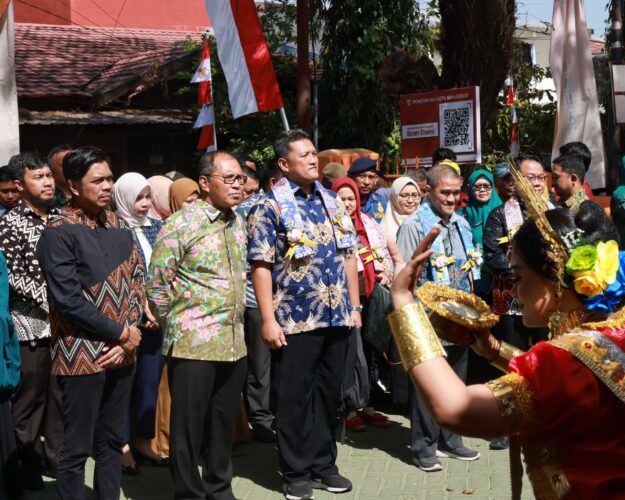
548, 308, 589, 339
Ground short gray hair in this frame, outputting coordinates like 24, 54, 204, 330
426, 164, 461, 189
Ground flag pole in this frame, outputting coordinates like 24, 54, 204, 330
279, 107, 290, 132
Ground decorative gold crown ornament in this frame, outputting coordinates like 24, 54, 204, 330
506, 156, 569, 290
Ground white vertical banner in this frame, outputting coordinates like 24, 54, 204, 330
550, 0, 605, 189
0, 0, 19, 165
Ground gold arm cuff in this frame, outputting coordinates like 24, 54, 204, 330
490, 341, 524, 373
387, 302, 446, 371
485, 372, 537, 433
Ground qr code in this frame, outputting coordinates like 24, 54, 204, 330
439, 100, 474, 153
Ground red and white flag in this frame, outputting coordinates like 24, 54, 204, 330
191, 40, 216, 151
204, 0, 283, 119
505, 75, 519, 158
550, 0, 605, 188
0, 0, 19, 164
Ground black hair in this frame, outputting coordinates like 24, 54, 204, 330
8, 152, 48, 182
242, 165, 258, 181
62, 146, 110, 183
432, 148, 456, 164
552, 154, 586, 181
559, 141, 591, 171
234, 153, 257, 169
47, 144, 72, 166
517, 153, 545, 170
0, 166, 14, 182
258, 157, 282, 192
197, 150, 237, 179
513, 201, 619, 284
273, 129, 310, 160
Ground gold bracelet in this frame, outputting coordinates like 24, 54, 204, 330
490, 341, 524, 373
387, 302, 446, 371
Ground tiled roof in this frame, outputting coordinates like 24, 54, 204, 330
15, 23, 203, 101
19, 109, 193, 126
590, 38, 606, 55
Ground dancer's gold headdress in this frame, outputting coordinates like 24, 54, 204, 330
506, 157, 570, 289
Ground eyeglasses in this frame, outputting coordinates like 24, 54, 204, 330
398, 193, 421, 200
209, 174, 248, 185
524, 175, 546, 183
472, 184, 492, 192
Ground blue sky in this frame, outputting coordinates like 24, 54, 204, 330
517, 0, 608, 38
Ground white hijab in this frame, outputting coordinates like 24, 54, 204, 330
112, 172, 150, 228
380, 176, 421, 242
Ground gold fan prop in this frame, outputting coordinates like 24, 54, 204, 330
416, 282, 499, 344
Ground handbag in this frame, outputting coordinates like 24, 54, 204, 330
362, 283, 392, 354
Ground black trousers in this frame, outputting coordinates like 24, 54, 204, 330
1, 392, 21, 499
272, 327, 349, 484
11, 341, 51, 479
168, 356, 247, 500
57, 365, 134, 500
124, 328, 164, 443
41, 372, 64, 473
243, 308, 273, 431
410, 345, 467, 458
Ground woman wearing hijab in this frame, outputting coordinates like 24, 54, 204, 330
332, 177, 393, 432
147, 175, 173, 221
458, 169, 502, 296
112, 173, 168, 474
380, 177, 422, 243
169, 177, 200, 214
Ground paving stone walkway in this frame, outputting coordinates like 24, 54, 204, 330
26, 411, 532, 499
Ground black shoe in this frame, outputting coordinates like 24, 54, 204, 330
252, 426, 277, 443
283, 481, 314, 500
135, 450, 170, 467
21, 472, 44, 491
489, 437, 509, 450
122, 464, 140, 476
311, 474, 352, 493
43, 467, 57, 479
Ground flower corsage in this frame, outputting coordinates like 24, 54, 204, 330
285, 227, 317, 260
565, 240, 625, 312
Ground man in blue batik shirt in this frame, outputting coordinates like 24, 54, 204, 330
348, 157, 389, 223
247, 130, 360, 500
396, 163, 481, 473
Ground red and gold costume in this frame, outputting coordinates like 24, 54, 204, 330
487, 311, 625, 499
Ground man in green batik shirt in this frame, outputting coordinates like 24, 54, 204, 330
147, 150, 247, 500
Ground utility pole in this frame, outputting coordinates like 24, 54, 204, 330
296, 0, 311, 133
608, 0, 624, 191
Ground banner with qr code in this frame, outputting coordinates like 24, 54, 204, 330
400, 86, 481, 167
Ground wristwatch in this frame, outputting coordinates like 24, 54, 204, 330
351, 304, 363, 312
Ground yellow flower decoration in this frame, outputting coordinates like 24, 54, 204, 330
567, 240, 620, 297
573, 273, 604, 297
595, 240, 619, 285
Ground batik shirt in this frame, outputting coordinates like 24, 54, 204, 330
247, 180, 356, 335
235, 191, 264, 309
147, 199, 247, 362
37, 205, 145, 375
0, 200, 59, 342
564, 190, 588, 214
396, 210, 473, 294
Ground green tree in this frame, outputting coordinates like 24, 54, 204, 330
175, 4, 298, 164
482, 43, 557, 161
313, 0, 436, 160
